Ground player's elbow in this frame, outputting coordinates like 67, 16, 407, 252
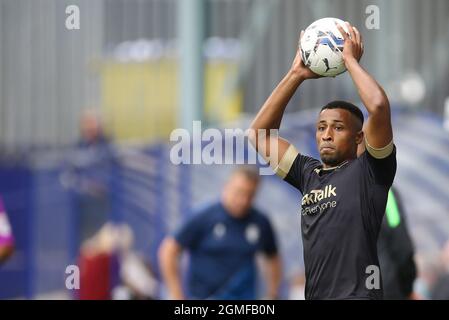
368, 94, 390, 114
246, 126, 272, 146
246, 128, 258, 148
158, 238, 170, 268
158, 238, 180, 267
0, 244, 14, 263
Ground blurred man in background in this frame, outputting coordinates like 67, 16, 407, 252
288, 271, 306, 300
413, 253, 441, 300
79, 109, 110, 149
158, 166, 281, 300
62, 109, 114, 249
0, 196, 14, 265
76, 109, 113, 244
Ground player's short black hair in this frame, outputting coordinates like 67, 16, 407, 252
320, 100, 364, 126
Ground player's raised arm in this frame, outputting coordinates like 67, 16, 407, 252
337, 22, 393, 155
248, 32, 321, 170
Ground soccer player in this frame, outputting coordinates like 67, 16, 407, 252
0, 196, 14, 265
248, 22, 396, 299
158, 166, 281, 300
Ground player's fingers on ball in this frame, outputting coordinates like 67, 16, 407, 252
346, 21, 356, 41
353, 26, 361, 45
336, 24, 345, 38
352, 33, 360, 57
336, 24, 348, 40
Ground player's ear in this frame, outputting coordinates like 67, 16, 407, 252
355, 129, 364, 145
356, 131, 365, 157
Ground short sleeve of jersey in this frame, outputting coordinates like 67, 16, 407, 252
173, 212, 207, 250
360, 145, 397, 187
258, 215, 278, 256
283, 154, 322, 193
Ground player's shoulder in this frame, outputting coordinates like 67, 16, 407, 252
274, 143, 321, 179
249, 206, 266, 218
195, 200, 222, 215
306, 156, 324, 171
188, 201, 221, 222
354, 143, 397, 186
356, 143, 397, 166
362, 139, 396, 159
293, 153, 323, 180
176, 202, 221, 236
248, 207, 272, 225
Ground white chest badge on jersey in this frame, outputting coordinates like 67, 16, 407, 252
245, 224, 260, 244
213, 223, 226, 239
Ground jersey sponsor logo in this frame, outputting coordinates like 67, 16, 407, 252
301, 185, 338, 216
301, 184, 337, 206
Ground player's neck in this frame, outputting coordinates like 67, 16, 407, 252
322, 160, 349, 170
322, 154, 357, 169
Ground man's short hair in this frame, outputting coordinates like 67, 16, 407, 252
320, 100, 364, 127
231, 165, 260, 184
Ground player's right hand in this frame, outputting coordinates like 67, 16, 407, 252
336, 22, 364, 65
290, 30, 323, 80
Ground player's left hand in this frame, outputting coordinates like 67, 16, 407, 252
290, 30, 324, 79
336, 21, 364, 64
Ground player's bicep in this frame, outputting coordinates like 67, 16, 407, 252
364, 105, 394, 157
173, 215, 204, 249
271, 138, 299, 179
260, 219, 278, 256
247, 129, 298, 167
161, 237, 183, 256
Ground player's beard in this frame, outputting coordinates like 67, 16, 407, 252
320, 152, 343, 167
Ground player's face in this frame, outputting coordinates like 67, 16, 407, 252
222, 174, 259, 218
316, 108, 362, 167
80, 114, 101, 142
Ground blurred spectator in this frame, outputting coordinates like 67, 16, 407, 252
413, 252, 442, 300
0, 196, 14, 265
112, 251, 159, 300
377, 187, 417, 299
430, 240, 449, 299
79, 109, 110, 148
78, 222, 132, 300
288, 271, 306, 300
158, 166, 282, 300
61, 109, 115, 249
78, 222, 159, 300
